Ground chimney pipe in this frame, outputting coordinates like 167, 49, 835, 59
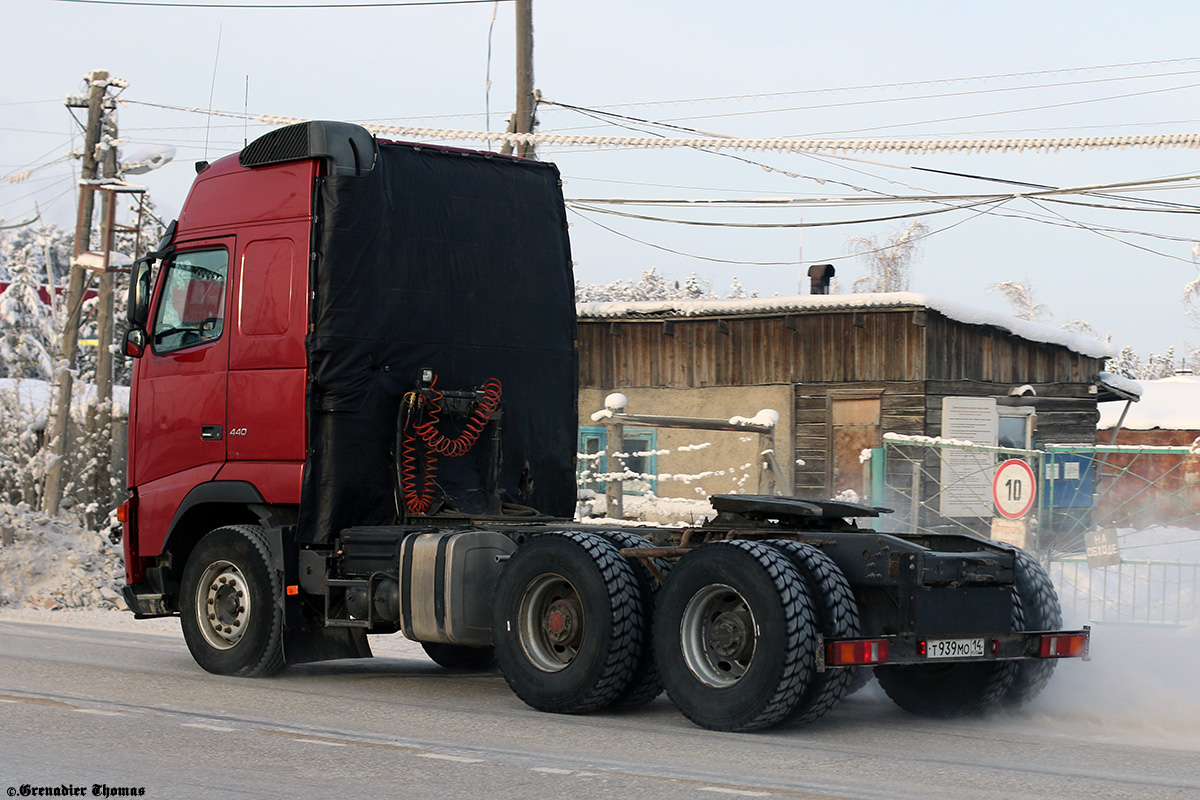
808, 263, 835, 295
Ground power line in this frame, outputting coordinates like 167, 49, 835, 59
566, 57, 1200, 111
802, 80, 1200, 138
50, 0, 505, 7
567, 196, 1008, 229
569, 196, 1011, 268
120, 98, 1200, 155
1025, 197, 1199, 265
572, 68, 1200, 127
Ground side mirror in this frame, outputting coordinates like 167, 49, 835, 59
123, 328, 147, 359
126, 257, 154, 327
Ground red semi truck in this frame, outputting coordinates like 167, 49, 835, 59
118, 121, 1088, 732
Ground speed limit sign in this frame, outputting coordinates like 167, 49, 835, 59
993, 459, 1036, 519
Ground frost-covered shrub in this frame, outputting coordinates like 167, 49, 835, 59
0, 380, 48, 507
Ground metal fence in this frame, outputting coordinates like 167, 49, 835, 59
1050, 558, 1200, 627
869, 437, 1200, 627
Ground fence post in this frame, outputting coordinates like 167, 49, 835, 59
909, 454, 922, 534
870, 447, 886, 531
604, 417, 625, 520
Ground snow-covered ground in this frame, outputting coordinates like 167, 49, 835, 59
0, 502, 125, 611
2, 501, 1197, 750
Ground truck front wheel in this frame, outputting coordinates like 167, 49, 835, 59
180, 525, 286, 677
491, 532, 645, 714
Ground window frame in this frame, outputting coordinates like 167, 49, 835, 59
577, 426, 658, 495
149, 246, 231, 355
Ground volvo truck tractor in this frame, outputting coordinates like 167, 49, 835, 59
117, 121, 1088, 732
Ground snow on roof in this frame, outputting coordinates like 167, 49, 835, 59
1096, 371, 1144, 401
577, 292, 1113, 359
1098, 374, 1200, 430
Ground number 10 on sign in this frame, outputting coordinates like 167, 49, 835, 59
993, 459, 1036, 519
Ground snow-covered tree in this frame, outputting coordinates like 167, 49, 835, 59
1105, 345, 1140, 380
726, 276, 758, 299
0, 249, 58, 381
575, 267, 760, 303
1186, 243, 1200, 326
1059, 319, 1100, 339
988, 278, 1051, 323
848, 220, 927, 293
1143, 347, 1177, 380
1105, 345, 1179, 380
576, 267, 716, 303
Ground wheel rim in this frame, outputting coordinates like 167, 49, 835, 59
680, 583, 757, 688
195, 559, 250, 650
517, 573, 584, 673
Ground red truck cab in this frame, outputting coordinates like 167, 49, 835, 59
122, 135, 334, 606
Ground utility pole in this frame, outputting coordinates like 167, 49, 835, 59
43, 70, 112, 516
501, 0, 536, 159
93, 133, 119, 513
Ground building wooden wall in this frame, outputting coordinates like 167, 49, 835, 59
578, 305, 1107, 497
578, 308, 928, 388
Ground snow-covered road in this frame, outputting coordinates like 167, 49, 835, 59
0, 611, 1196, 799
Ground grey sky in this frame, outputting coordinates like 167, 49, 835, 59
3, 0, 1200, 359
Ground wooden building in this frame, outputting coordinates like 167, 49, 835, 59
577, 293, 1122, 502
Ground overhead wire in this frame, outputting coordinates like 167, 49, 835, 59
552, 68, 1200, 127
568, 57, 1200, 111
1023, 198, 1199, 265
569, 196, 1014, 268
802, 80, 1200, 138
49, 0, 507, 7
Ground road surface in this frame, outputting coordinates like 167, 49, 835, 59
0, 611, 1197, 800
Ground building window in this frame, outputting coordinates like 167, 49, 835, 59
997, 406, 1036, 450
577, 426, 657, 494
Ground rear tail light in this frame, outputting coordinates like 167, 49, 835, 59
116, 501, 129, 524
826, 639, 890, 666
1039, 633, 1089, 659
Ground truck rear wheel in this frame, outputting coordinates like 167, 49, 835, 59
766, 540, 861, 726
654, 541, 817, 732
601, 531, 672, 709
491, 532, 645, 714
180, 525, 285, 677
874, 660, 1014, 718
1004, 549, 1062, 707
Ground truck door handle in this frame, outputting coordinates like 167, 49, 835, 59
201, 425, 223, 441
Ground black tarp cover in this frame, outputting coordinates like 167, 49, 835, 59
297, 143, 576, 544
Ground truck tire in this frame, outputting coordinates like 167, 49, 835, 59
1004, 549, 1063, 707
875, 576, 1022, 718
874, 660, 1014, 719
602, 531, 672, 709
491, 531, 645, 714
421, 642, 496, 671
766, 540, 861, 726
654, 540, 817, 732
180, 525, 286, 677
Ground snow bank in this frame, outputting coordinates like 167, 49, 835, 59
1098, 374, 1200, 430
578, 292, 1113, 359
0, 378, 129, 431
0, 503, 126, 611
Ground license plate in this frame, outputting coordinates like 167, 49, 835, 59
925, 638, 985, 659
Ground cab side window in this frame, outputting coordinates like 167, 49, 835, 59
151, 248, 229, 353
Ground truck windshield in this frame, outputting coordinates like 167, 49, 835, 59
151, 248, 229, 353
